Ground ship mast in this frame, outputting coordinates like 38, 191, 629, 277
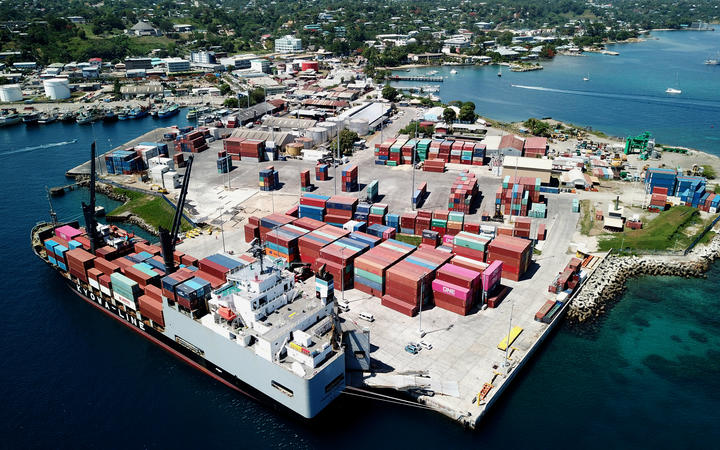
45, 186, 57, 227
81, 141, 102, 254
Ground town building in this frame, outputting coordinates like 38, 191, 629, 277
165, 58, 191, 74
250, 59, 271, 74
128, 21, 159, 37
173, 24, 194, 33
275, 35, 303, 53
190, 51, 216, 64
125, 58, 153, 70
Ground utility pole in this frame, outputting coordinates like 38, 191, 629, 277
418, 280, 425, 338
504, 299, 514, 368
411, 115, 418, 210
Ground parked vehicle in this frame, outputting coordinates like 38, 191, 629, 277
405, 344, 419, 355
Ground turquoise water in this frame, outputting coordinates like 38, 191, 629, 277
395, 30, 720, 153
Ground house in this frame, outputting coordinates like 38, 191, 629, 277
173, 24, 193, 33
408, 53, 444, 62
561, 168, 592, 189
66, 16, 86, 24
502, 156, 553, 184
524, 136, 548, 157
275, 35, 303, 54
498, 134, 525, 157
129, 21, 159, 37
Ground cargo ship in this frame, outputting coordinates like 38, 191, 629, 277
30, 143, 348, 419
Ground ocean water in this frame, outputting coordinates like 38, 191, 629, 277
395, 29, 720, 154
1, 38, 720, 447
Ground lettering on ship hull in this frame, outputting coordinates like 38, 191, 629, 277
74, 282, 146, 332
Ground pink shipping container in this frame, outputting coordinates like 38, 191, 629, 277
481, 260, 503, 293
432, 278, 472, 302
55, 225, 83, 242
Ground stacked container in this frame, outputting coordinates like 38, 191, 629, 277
299, 193, 329, 221
110, 272, 142, 310
481, 260, 504, 307
644, 168, 677, 195
298, 224, 349, 264
175, 130, 208, 153
258, 213, 295, 241
217, 154, 232, 174
401, 139, 416, 164
446, 211, 465, 235
400, 211, 418, 235
648, 186, 668, 212
354, 202, 371, 223
265, 224, 310, 262
382, 247, 452, 316
315, 163, 329, 181
415, 210, 432, 235
422, 230, 440, 247
341, 164, 359, 192
325, 196, 357, 226
487, 235, 532, 282
450, 141, 464, 164
374, 139, 395, 165
472, 143, 486, 165
224, 137, 264, 162
368, 203, 388, 226
347, 231, 382, 248
300, 170, 312, 192
124, 262, 160, 288
160, 268, 195, 302
496, 176, 542, 217
431, 210, 449, 234
259, 166, 279, 191
198, 253, 246, 285
105, 150, 143, 174
138, 293, 165, 327
387, 136, 407, 166
293, 216, 326, 231
452, 231, 490, 261
353, 239, 415, 297
413, 182, 427, 208
244, 216, 260, 243
416, 139, 431, 161
66, 248, 95, 283
175, 277, 212, 311
432, 263, 482, 316
513, 217, 532, 239
366, 180, 379, 202
385, 214, 399, 232
366, 224, 396, 240
315, 237, 370, 290
423, 159, 445, 173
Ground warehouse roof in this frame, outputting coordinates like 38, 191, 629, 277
228, 129, 294, 147
502, 156, 552, 171
261, 116, 316, 129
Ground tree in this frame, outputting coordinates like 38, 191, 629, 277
382, 84, 398, 102
523, 118, 551, 137
223, 97, 239, 108
332, 129, 360, 156
458, 102, 476, 122
442, 107, 457, 124
113, 79, 121, 96
218, 83, 232, 96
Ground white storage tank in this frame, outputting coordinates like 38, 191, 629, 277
0, 84, 23, 102
327, 116, 347, 131
43, 78, 70, 100
349, 118, 369, 136
318, 121, 338, 138
307, 127, 328, 145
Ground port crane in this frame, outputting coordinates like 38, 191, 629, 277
81, 141, 104, 254
159, 155, 194, 274
624, 132, 654, 161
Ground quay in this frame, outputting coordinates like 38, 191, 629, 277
389, 75, 444, 82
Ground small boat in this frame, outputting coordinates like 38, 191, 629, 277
117, 108, 130, 120
37, 112, 57, 124
128, 108, 148, 119
497, 67, 502, 77
22, 111, 40, 125
186, 108, 199, 119
450, 69, 458, 74
59, 111, 76, 122
157, 103, 180, 118
103, 109, 118, 122
583, 72, 590, 81
427, 70, 438, 76
705, 52, 719, 65
665, 88, 682, 94
0, 109, 22, 127
76, 111, 94, 125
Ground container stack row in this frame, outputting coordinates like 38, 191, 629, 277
423, 159, 446, 173
382, 247, 453, 316
175, 130, 208, 153
487, 235, 532, 282
648, 186, 668, 212
366, 180, 379, 202
224, 137, 265, 162
325, 195, 357, 226
353, 239, 416, 297
431, 263, 482, 316
299, 193, 329, 221
314, 237, 370, 290
217, 151, 232, 174
265, 224, 311, 262
449, 172, 478, 213
298, 224, 349, 264
495, 176, 543, 217
300, 170, 312, 192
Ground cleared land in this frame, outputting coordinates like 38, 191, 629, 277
108, 188, 192, 232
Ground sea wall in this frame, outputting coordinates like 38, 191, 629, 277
568, 234, 720, 322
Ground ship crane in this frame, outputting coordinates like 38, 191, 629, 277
81, 141, 104, 254
159, 155, 194, 274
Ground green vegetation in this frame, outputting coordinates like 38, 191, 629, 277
442, 107, 457, 124
381, 85, 399, 102
702, 165, 716, 179
223, 97, 239, 108
579, 200, 594, 235
597, 206, 712, 252
714, 185, 720, 194
109, 188, 192, 233
523, 118, 552, 137
395, 234, 422, 247
329, 129, 360, 156
399, 121, 434, 137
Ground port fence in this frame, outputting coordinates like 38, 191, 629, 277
684, 213, 720, 256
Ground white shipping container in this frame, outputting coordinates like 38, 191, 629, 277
113, 292, 137, 310
100, 286, 111, 296
89, 278, 100, 290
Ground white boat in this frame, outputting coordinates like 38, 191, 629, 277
665, 88, 682, 94
427, 70, 438, 75
583, 73, 590, 81
450, 69, 458, 74
705, 52, 719, 65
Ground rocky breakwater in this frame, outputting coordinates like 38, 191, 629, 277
568, 235, 720, 322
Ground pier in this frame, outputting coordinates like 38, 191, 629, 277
389, 75, 444, 82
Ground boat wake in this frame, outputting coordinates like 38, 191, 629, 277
0, 139, 78, 157
510, 85, 720, 111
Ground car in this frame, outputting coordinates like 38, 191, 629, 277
358, 312, 374, 322
419, 341, 433, 350
405, 344, 419, 355
337, 300, 350, 312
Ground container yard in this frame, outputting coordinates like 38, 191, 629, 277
64, 121, 595, 428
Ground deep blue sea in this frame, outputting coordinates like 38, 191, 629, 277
2, 30, 720, 449
394, 29, 720, 154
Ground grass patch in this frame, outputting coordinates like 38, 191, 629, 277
597, 206, 706, 251
579, 199, 594, 235
714, 185, 720, 194
702, 165, 716, 179
395, 233, 422, 247
109, 188, 192, 232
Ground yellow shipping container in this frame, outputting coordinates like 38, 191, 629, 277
498, 326, 523, 351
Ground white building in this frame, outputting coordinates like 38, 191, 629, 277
190, 51, 216, 64
165, 58, 190, 73
275, 35, 303, 53
250, 59, 271, 74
